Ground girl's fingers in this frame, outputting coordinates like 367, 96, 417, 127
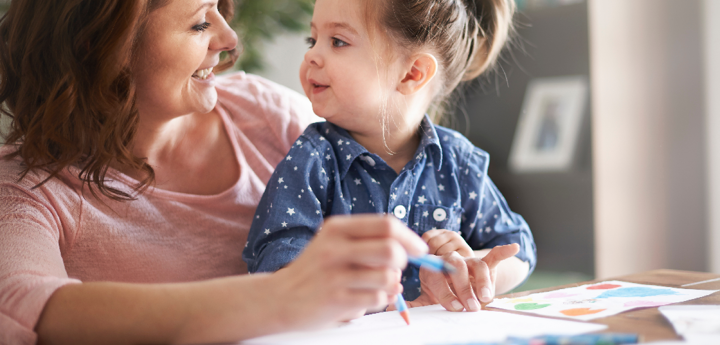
442, 252, 481, 312
417, 266, 464, 312
435, 240, 474, 257
421, 229, 443, 241
466, 258, 494, 303
424, 231, 454, 253
480, 243, 520, 270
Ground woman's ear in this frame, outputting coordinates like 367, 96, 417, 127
397, 53, 438, 95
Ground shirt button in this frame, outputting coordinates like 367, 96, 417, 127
393, 205, 407, 219
433, 208, 447, 222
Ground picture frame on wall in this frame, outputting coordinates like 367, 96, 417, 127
508, 76, 588, 173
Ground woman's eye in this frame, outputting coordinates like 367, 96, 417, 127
192, 22, 211, 32
332, 38, 348, 48
305, 37, 316, 48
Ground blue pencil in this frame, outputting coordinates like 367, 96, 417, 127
408, 255, 456, 273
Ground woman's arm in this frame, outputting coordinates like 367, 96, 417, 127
36, 275, 283, 345
36, 215, 428, 345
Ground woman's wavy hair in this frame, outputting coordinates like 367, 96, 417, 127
0, 0, 238, 201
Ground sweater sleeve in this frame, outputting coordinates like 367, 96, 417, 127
0, 181, 81, 345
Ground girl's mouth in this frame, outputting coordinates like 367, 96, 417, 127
312, 83, 329, 94
192, 67, 214, 80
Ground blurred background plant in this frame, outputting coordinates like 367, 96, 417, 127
230, 0, 314, 72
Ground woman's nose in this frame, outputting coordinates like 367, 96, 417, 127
211, 14, 239, 52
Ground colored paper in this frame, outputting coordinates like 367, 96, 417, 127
242, 305, 606, 345
487, 280, 717, 321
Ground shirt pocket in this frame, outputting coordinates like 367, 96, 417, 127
412, 204, 464, 235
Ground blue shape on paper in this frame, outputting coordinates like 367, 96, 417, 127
596, 287, 679, 299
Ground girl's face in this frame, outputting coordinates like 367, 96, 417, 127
300, 0, 405, 135
132, 0, 238, 121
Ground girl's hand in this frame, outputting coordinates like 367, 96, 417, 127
271, 215, 428, 329
405, 244, 520, 312
421, 229, 474, 258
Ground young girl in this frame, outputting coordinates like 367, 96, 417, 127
243, 0, 536, 305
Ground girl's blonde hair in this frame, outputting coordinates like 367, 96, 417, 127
372, 0, 515, 123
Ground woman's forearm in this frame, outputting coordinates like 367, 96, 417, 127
474, 249, 530, 295
35, 274, 287, 345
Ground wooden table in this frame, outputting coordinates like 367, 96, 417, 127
490, 269, 720, 343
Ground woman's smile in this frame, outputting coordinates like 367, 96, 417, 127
192, 66, 215, 80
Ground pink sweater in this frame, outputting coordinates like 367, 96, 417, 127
0, 72, 317, 344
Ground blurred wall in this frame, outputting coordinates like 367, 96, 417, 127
456, 3, 595, 276
590, 0, 708, 278
704, 0, 720, 274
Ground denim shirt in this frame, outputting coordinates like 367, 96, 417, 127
243, 116, 536, 301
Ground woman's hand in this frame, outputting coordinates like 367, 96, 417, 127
270, 215, 428, 329
422, 229, 474, 258
405, 244, 520, 312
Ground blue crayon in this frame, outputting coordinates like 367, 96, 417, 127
408, 255, 456, 273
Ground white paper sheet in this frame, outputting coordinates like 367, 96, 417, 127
241, 305, 607, 345
659, 305, 720, 338
487, 280, 718, 321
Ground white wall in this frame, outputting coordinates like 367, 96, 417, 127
254, 33, 308, 95
590, 0, 708, 278
704, 0, 720, 274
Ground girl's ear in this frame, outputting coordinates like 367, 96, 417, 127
397, 53, 438, 95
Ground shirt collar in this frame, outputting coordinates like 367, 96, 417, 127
416, 114, 443, 170
319, 115, 444, 179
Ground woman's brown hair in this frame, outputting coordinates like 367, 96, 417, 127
372, 0, 515, 123
0, 0, 238, 200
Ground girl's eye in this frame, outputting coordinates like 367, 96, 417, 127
305, 37, 316, 48
332, 38, 348, 48
192, 22, 211, 32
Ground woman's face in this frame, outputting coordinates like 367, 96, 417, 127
133, 0, 238, 120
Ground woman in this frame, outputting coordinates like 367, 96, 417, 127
0, 0, 521, 344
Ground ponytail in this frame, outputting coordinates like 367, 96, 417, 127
373, 0, 516, 122
463, 0, 516, 81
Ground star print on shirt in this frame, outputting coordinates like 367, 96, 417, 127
390, 193, 397, 200
287, 208, 295, 216
278, 177, 284, 184
469, 191, 478, 200
418, 196, 427, 203
423, 211, 429, 217
286, 156, 292, 161
264, 229, 271, 235
354, 179, 362, 185
438, 184, 445, 191
281, 222, 288, 227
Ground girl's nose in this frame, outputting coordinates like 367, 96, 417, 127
304, 45, 323, 68
210, 13, 239, 52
